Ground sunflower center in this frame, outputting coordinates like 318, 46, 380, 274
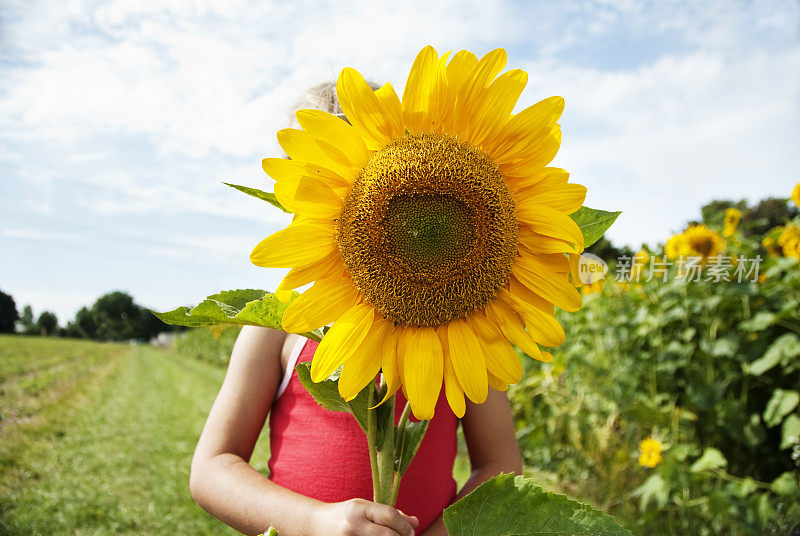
336, 133, 517, 327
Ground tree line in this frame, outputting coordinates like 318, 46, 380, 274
0, 290, 182, 342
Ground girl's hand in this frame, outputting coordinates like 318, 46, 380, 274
311, 498, 419, 536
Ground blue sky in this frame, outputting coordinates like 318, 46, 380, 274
1, 0, 799, 324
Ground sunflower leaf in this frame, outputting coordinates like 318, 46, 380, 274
394, 419, 429, 476
223, 182, 289, 213
570, 206, 621, 248
295, 362, 371, 431
149, 289, 322, 342
443, 473, 632, 535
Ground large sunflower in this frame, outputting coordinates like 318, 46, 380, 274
251, 46, 586, 419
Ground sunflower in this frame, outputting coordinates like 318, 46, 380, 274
778, 223, 800, 259
792, 183, 800, 206
251, 46, 586, 419
665, 224, 724, 263
722, 208, 741, 237
638, 438, 663, 468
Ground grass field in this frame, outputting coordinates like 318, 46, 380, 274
0, 335, 270, 536
0, 335, 471, 535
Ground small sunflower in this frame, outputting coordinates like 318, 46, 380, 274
792, 183, 800, 206
778, 223, 800, 259
722, 208, 741, 237
665, 224, 724, 263
639, 438, 663, 468
630, 248, 650, 280
251, 46, 586, 419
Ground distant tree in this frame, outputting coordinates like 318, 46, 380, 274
0, 290, 19, 333
91, 291, 140, 341
36, 311, 58, 336
63, 306, 97, 339
701, 199, 748, 228
19, 305, 35, 333
743, 197, 797, 236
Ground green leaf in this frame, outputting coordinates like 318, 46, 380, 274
394, 419, 428, 476
763, 389, 800, 427
261, 528, 279, 536
738, 311, 777, 332
748, 334, 800, 376
223, 182, 289, 213
569, 206, 622, 248
149, 289, 322, 342
690, 447, 728, 473
770, 472, 800, 497
443, 473, 631, 536
780, 414, 800, 449
295, 362, 371, 431
632, 473, 670, 511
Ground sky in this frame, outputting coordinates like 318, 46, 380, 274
1, 0, 799, 324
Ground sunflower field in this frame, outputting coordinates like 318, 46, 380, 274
511, 193, 800, 535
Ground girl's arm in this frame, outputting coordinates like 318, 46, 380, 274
419, 388, 523, 536
189, 325, 418, 536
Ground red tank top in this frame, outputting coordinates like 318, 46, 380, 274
268, 339, 458, 534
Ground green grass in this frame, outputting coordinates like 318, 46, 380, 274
0, 335, 471, 535
0, 335, 269, 535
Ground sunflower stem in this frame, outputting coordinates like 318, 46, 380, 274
366, 385, 382, 502
375, 392, 396, 505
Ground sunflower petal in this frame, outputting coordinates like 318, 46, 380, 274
514, 182, 586, 215
452, 48, 507, 138
399, 327, 443, 420
277, 250, 342, 291
402, 45, 439, 133
470, 312, 523, 384
338, 318, 393, 401
373, 83, 404, 140
513, 255, 583, 312
310, 303, 374, 382
277, 128, 359, 182
516, 204, 585, 248
446, 319, 488, 404
491, 96, 564, 163
262, 158, 350, 190
337, 67, 395, 150
250, 220, 335, 268
498, 125, 562, 176
485, 301, 546, 362
499, 287, 566, 347
375, 326, 402, 407
281, 275, 359, 333
295, 109, 370, 168
467, 69, 528, 149
440, 327, 466, 418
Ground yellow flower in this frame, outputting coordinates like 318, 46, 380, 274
778, 223, 800, 259
639, 438, 663, 468
581, 279, 604, 295
792, 183, 800, 206
762, 236, 780, 256
665, 224, 724, 262
251, 46, 586, 419
722, 208, 741, 237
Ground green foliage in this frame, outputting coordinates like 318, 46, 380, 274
0, 335, 265, 535
152, 289, 322, 342
36, 311, 58, 335
174, 324, 241, 367
295, 362, 371, 431
0, 289, 19, 333
512, 201, 800, 535
223, 182, 288, 213
570, 207, 622, 247
442, 473, 631, 536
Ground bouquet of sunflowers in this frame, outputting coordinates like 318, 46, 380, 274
156, 46, 627, 535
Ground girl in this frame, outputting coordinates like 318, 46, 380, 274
188, 84, 523, 536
